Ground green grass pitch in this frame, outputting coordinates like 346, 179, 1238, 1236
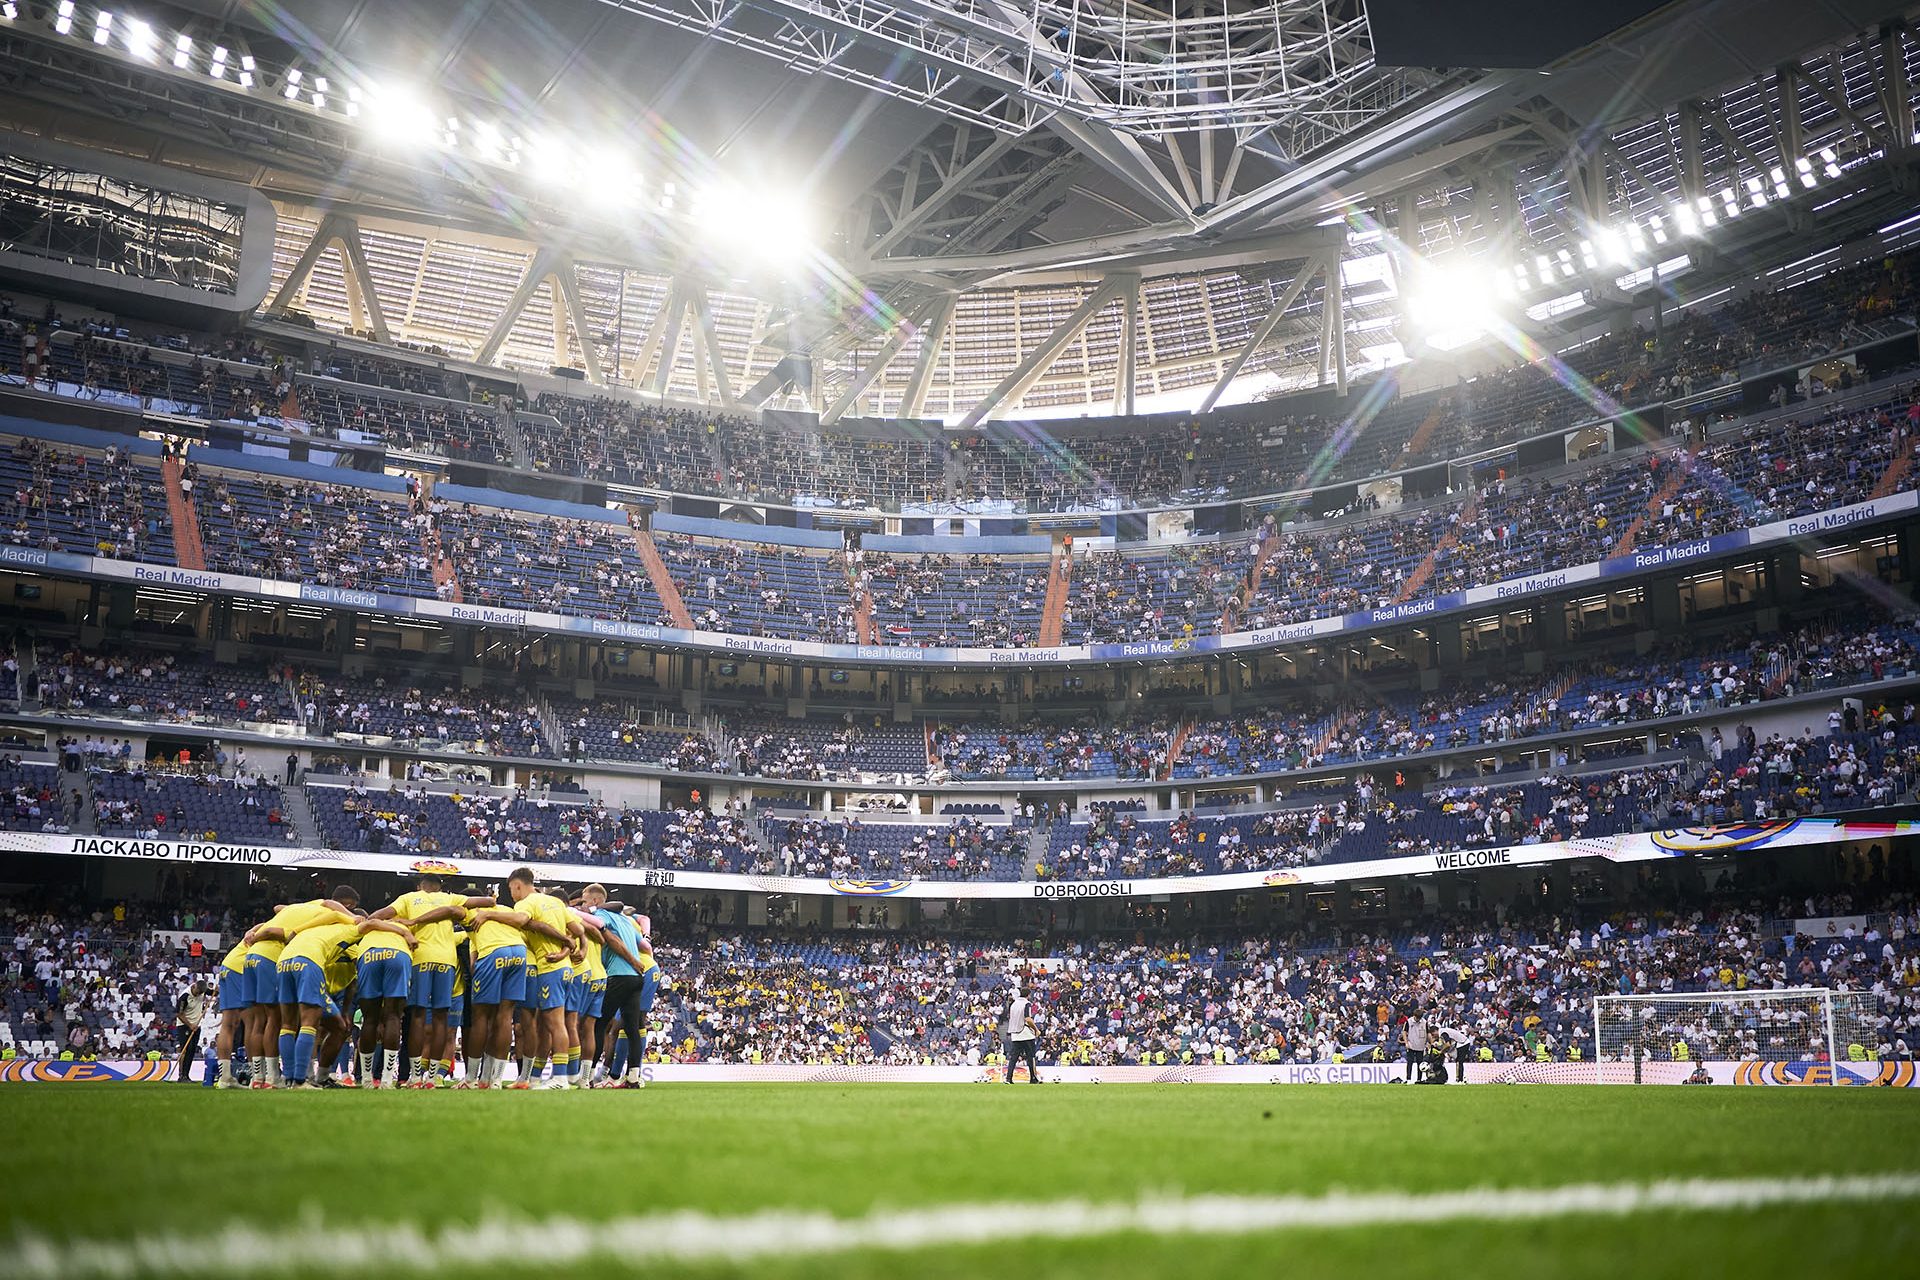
2, 1085, 1917, 1278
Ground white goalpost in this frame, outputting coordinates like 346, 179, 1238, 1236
1491, 988, 1880, 1084
1596, 988, 1886, 1083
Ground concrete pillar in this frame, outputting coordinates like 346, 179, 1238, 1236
1772, 551, 1804, 607
1647, 578, 1683, 633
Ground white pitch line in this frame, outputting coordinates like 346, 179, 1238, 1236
6, 1173, 1919, 1278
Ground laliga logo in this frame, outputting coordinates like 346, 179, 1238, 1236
409, 858, 462, 877
828, 878, 912, 896
1263, 870, 1302, 886
1650, 821, 1800, 854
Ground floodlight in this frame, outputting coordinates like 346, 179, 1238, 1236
172, 32, 191, 68
1404, 263, 1501, 350
363, 84, 442, 150
125, 18, 153, 59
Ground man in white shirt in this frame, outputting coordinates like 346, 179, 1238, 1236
1003, 987, 1041, 1084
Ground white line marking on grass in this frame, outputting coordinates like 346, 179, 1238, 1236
7, 1173, 1920, 1277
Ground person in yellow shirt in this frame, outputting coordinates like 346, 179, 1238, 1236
351, 924, 414, 1089
212, 939, 252, 1089
370, 871, 485, 1087
480, 868, 579, 1089
461, 892, 522, 1088
240, 888, 359, 1090
276, 914, 414, 1088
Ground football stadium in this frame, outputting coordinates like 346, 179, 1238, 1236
1, 0, 1920, 1273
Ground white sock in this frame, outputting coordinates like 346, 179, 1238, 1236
217, 1059, 233, 1085
518, 1057, 532, 1081
358, 1051, 374, 1082
465, 1056, 481, 1082
381, 1049, 398, 1082
264, 1058, 280, 1086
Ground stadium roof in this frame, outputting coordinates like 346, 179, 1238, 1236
0, 0, 1915, 418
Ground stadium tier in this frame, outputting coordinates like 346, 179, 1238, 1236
9, 887, 1918, 1067
0, 385, 1912, 654
0, 244, 1911, 518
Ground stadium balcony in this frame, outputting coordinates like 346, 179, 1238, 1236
292, 377, 511, 465
294, 673, 553, 759
861, 552, 1051, 649
658, 531, 858, 643
89, 768, 288, 842
436, 502, 665, 623
761, 813, 1029, 881
191, 463, 434, 597
729, 714, 929, 780
305, 778, 641, 863
0, 433, 171, 564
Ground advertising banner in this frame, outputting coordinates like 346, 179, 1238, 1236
5, 1059, 1912, 1085
1, 816, 1908, 900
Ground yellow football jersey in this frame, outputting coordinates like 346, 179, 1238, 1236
245, 900, 349, 964
386, 891, 464, 966
517, 892, 573, 974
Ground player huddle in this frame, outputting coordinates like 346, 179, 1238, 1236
209, 867, 663, 1089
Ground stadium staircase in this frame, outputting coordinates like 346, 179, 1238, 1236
1871, 433, 1918, 499
14, 641, 38, 712
1226, 530, 1281, 629
533, 692, 570, 758
279, 786, 321, 847
1403, 402, 1451, 460
420, 478, 462, 602
498, 406, 534, 471
1309, 708, 1360, 759
1023, 826, 1049, 878
159, 455, 207, 571
1161, 717, 1195, 779
1394, 494, 1477, 603
1039, 549, 1072, 646
629, 521, 694, 628
1525, 670, 1581, 722
1609, 444, 1701, 559
850, 562, 878, 644
70, 768, 98, 834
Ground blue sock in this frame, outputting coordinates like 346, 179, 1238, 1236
610, 1034, 628, 1077
278, 1030, 296, 1079
292, 1027, 316, 1082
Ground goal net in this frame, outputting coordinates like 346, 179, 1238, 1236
1491, 988, 1879, 1084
